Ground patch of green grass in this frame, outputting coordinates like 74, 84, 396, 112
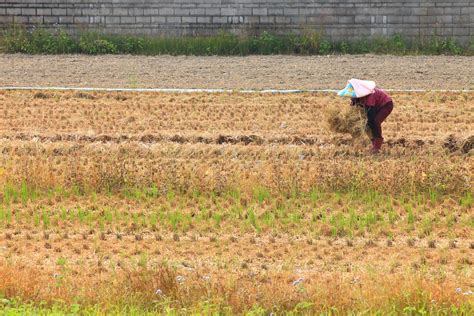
406, 205, 416, 225
247, 208, 260, 232
41, 210, 50, 229
459, 192, 473, 209
0, 299, 472, 316
253, 186, 271, 204
56, 257, 67, 266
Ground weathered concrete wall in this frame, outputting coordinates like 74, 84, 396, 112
1, 1, 473, 43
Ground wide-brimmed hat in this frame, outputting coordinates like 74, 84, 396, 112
338, 79, 376, 98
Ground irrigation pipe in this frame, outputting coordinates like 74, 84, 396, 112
0, 86, 473, 93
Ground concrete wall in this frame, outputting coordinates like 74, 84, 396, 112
1, 1, 473, 43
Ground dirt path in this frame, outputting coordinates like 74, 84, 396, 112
1, 54, 473, 90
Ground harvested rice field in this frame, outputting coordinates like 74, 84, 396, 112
0, 89, 472, 314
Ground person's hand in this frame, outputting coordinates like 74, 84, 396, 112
351, 98, 363, 107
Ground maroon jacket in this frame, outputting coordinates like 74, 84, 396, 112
351, 88, 392, 108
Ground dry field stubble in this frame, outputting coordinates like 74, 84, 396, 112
0, 90, 472, 314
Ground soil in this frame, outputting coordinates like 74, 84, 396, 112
0, 54, 473, 90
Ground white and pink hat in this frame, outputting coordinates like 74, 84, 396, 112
338, 78, 376, 98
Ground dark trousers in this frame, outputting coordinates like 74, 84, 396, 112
366, 101, 393, 139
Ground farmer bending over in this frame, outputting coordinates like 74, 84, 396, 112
338, 79, 394, 153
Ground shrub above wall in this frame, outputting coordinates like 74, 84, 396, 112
1, 28, 471, 55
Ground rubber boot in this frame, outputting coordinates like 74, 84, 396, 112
371, 138, 383, 154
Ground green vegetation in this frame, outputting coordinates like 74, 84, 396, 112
0, 183, 472, 238
0, 301, 472, 316
1, 27, 472, 56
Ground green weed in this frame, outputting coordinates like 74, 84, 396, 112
1, 28, 470, 56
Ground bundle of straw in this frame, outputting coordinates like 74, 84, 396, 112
325, 105, 369, 139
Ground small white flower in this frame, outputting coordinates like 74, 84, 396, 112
154, 289, 162, 295
202, 275, 211, 281
455, 287, 462, 294
463, 290, 473, 296
176, 275, 185, 283
292, 277, 304, 286
0, 298, 11, 304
